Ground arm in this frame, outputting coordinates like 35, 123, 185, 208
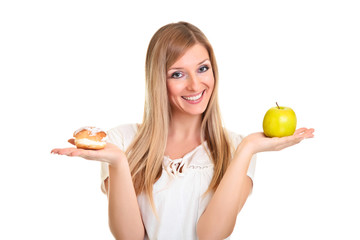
106, 157, 145, 240
196, 144, 253, 240
197, 128, 315, 240
52, 141, 145, 240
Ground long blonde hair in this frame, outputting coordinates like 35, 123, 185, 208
125, 21, 233, 216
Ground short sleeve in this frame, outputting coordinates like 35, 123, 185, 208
100, 127, 125, 194
228, 131, 257, 187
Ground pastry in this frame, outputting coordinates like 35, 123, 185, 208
73, 126, 107, 150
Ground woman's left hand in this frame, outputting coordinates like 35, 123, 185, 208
240, 128, 315, 155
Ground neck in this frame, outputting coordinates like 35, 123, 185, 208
168, 111, 202, 142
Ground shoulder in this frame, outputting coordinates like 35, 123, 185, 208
225, 129, 257, 183
107, 123, 139, 150
225, 128, 245, 148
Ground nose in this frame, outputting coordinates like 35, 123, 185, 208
186, 73, 201, 91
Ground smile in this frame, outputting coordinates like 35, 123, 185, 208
181, 90, 205, 102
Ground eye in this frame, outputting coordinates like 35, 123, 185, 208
198, 65, 209, 73
170, 71, 184, 79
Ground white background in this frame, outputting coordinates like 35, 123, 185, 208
1, 0, 359, 239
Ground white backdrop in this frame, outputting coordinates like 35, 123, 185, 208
1, 0, 359, 239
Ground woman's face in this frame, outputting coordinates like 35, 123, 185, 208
166, 44, 214, 117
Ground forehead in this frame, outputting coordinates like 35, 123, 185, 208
169, 44, 209, 69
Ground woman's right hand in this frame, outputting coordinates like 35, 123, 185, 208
51, 139, 127, 167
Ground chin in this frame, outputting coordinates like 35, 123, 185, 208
184, 105, 208, 116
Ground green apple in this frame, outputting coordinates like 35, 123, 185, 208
263, 102, 297, 137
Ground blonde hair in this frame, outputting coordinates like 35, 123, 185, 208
125, 21, 233, 217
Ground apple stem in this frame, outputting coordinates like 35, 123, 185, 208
276, 102, 280, 109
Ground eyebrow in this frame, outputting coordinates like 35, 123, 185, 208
168, 59, 210, 71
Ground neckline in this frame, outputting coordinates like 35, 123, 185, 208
164, 141, 207, 162
131, 124, 207, 162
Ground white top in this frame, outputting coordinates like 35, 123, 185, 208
100, 124, 256, 240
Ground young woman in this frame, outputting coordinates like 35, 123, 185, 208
52, 22, 314, 240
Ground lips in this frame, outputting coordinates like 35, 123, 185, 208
181, 90, 205, 101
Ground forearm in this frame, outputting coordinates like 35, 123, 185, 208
197, 144, 253, 240
108, 160, 145, 240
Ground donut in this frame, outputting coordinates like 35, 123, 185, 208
73, 126, 107, 150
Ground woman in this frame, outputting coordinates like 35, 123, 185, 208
52, 22, 314, 240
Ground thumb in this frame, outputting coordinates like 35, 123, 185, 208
68, 138, 75, 145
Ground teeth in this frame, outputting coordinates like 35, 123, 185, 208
182, 91, 203, 101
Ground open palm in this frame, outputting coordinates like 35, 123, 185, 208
51, 139, 126, 165
242, 128, 315, 154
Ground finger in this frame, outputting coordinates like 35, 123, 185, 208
270, 128, 315, 151
294, 128, 307, 135
295, 128, 315, 136
287, 128, 315, 147
51, 148, 70, 154
70, 148, 105, 161
68, 148, 87, 157
296, 128, 315, 139
275, 135, 300, 150
51, 147, 79, 156
51, 147, 102, 162
303, 128, 315, 138
276, 132, 305, 150
51, 148, 60, 154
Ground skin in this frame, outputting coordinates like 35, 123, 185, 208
51, 43, 315, 239
165, 44, 214, 159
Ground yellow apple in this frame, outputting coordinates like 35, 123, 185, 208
263, 102, 297, 137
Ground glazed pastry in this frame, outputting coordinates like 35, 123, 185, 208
73, 126, 107, 150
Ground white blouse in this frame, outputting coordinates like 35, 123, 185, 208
100, 124, 256, 240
